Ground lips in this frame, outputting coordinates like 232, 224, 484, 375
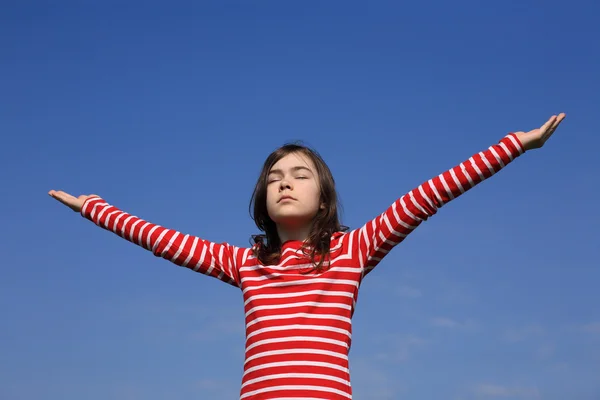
278, 195, 296, 203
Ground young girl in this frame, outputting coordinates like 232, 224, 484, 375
49, 114, 565, 400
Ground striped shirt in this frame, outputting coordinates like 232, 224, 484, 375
80, 134, 524, 399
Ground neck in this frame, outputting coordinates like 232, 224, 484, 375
277, 223, 312, 244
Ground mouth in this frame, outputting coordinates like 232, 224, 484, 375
278, 196, 296, 203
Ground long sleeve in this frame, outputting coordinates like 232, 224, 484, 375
349, 133, 525, 274
80, 197, 249, 287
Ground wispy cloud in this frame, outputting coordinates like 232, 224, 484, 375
108, 383, 146, 400
472, 383, 540, 399
430, 316, 478, 331
548, 362, 569, 372
438, 280, 476, 305
194, 378, 240, 400
365, 276, 422, 299
431, 316, 461, 328
581, 322, 600, 334
190, 317, 245, 342
349, 357, 408, 399
536, 342, 556, 360
373, 333, 428, 363
503, 324, 545, 342
395, 285, 422, 298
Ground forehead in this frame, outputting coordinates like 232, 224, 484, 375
270, 152, 316, 172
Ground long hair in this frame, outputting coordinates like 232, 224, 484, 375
249, 142, 348, 271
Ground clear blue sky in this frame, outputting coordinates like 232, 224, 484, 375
2, 1, 599, 399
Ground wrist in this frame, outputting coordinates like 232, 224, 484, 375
511, 132, 528, 152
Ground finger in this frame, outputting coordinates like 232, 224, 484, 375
542, 113, 566, 141
50, 193, 71, 207
53, 190, 77, 202
552, 113, 566, 129
542, 126, 555, 141
55, 190, 74, 197
540, 115, 557, 134
49, 190, 76, 207
48, 190, 62, 200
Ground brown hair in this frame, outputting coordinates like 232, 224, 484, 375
249, 142, 348, 271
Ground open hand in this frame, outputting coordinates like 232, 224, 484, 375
48, 190, 96, 213
514, 113, 566, 151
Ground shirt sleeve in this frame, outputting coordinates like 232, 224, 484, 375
80, 197, 250, 287
348, 133, 525, 274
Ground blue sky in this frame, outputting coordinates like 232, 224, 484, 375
2, 1, 599, 399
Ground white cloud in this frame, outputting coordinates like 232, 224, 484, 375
431, 316, 461, 328
439, 281, 476, 305
503, 324, 545, 342
536, 342, 555, 360
548, 362, 569, 372
373, 333, 427, 363
430, 316, 478, 330
472, 383, 540, 399
395, 285, 422, 298
190, 317, 245, 342
109, 383, 145, 400
581, 322, 600, 334
194, 379, 240, 400
349, 357, 408, 399
364, 277, 422, 299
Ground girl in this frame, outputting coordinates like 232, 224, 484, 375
49, 113, 566, 400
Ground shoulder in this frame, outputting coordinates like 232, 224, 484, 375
329, 231, 355, 261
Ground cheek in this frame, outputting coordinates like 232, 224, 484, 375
308, 185, 322, 207
266, 186, 279, 208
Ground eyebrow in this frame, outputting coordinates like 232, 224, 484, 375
268, 166, 313, 175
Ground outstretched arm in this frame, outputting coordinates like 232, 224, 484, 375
350, 113, 566, 273
48, 192, 249, 287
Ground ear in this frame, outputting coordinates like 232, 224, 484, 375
320, 203, 326, 210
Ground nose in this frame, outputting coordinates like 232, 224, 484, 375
279, 178, 292, 191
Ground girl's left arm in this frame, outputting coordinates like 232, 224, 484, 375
349, 114, 565, 273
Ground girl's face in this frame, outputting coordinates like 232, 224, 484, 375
266, 152, 323, 230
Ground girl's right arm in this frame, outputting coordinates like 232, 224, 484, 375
49, 191, 249, 288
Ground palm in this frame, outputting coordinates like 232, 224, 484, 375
514, 113, 566, 151
48, 190, 95, 212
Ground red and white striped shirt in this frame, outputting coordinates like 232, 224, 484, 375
81, 134, 524, 399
